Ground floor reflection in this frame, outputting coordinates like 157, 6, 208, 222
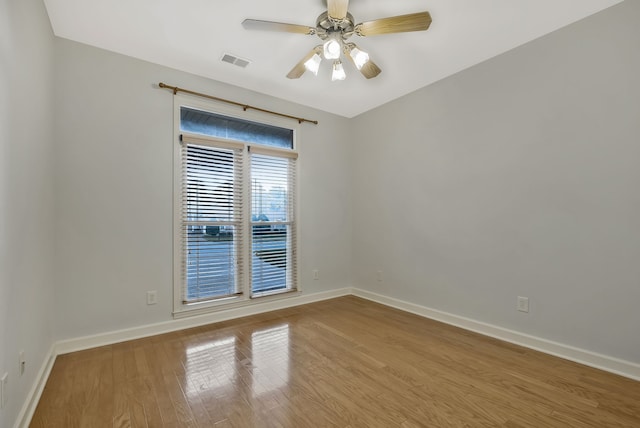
184, 336, 237, 399
183, 323, 290, 403
250, 324, 290, 397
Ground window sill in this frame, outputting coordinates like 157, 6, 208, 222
173, 289, 301, 319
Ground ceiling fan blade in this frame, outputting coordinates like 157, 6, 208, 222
286, 47, 322, 79
327, 0, 349, 20
358, 59, 381, 79
242, 19, 315, 35
355, 11, 432, 36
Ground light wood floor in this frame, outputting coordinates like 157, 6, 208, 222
32, 296, 640, 427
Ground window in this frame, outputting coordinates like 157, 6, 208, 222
174, 103, 298, 315
250, 149, 297, 296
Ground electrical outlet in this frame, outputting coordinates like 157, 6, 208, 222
19, 350, 25, 376
1, 372, 8, 409
312, 269, 319, 280
147, 290, 158, 305
517, 296, 530, 313
377, 270, 383, 282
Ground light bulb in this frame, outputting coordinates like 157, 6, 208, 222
332, 60, 346, 81
304, 53, 322, 76
323, 39, 341, 60
349, 47, 370, 70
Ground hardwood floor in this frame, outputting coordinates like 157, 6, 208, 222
31, 296, 640, 427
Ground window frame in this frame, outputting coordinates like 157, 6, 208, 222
173, 94, 301, 317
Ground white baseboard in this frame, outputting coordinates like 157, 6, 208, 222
14, 344, 56, 428
55, 287, 352, 355
352, 288, 640, 381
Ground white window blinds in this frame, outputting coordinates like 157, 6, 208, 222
250, 147, 298, 295
180, 135, 245, 303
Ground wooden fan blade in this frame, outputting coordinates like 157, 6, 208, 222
242, 19, 315, 35
327, 0, 349, 20
358, 59, 381, 79
356, 11, 432, 36
286, 47, 322, 79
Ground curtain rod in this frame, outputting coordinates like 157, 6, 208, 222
158, 82, 318, 125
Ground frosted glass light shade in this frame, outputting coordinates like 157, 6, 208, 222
304, 53, 322, 75
323, 39, 341, 60
332, 60, 346, 81
350, 47, 370, 70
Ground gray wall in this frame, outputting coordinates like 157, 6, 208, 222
351, 1, 640, 363
0, 0, 55, 426
52, 38, 353, 340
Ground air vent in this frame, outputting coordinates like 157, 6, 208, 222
221, 53, 251, 69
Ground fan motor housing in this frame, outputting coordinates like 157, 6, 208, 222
315, 11, 355, 40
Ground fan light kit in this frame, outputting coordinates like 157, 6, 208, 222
243, 0, 432, 81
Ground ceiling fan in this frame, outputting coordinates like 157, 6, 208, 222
242, 0, 432, 81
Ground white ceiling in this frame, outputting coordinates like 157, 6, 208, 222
43, 0, 621, 118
